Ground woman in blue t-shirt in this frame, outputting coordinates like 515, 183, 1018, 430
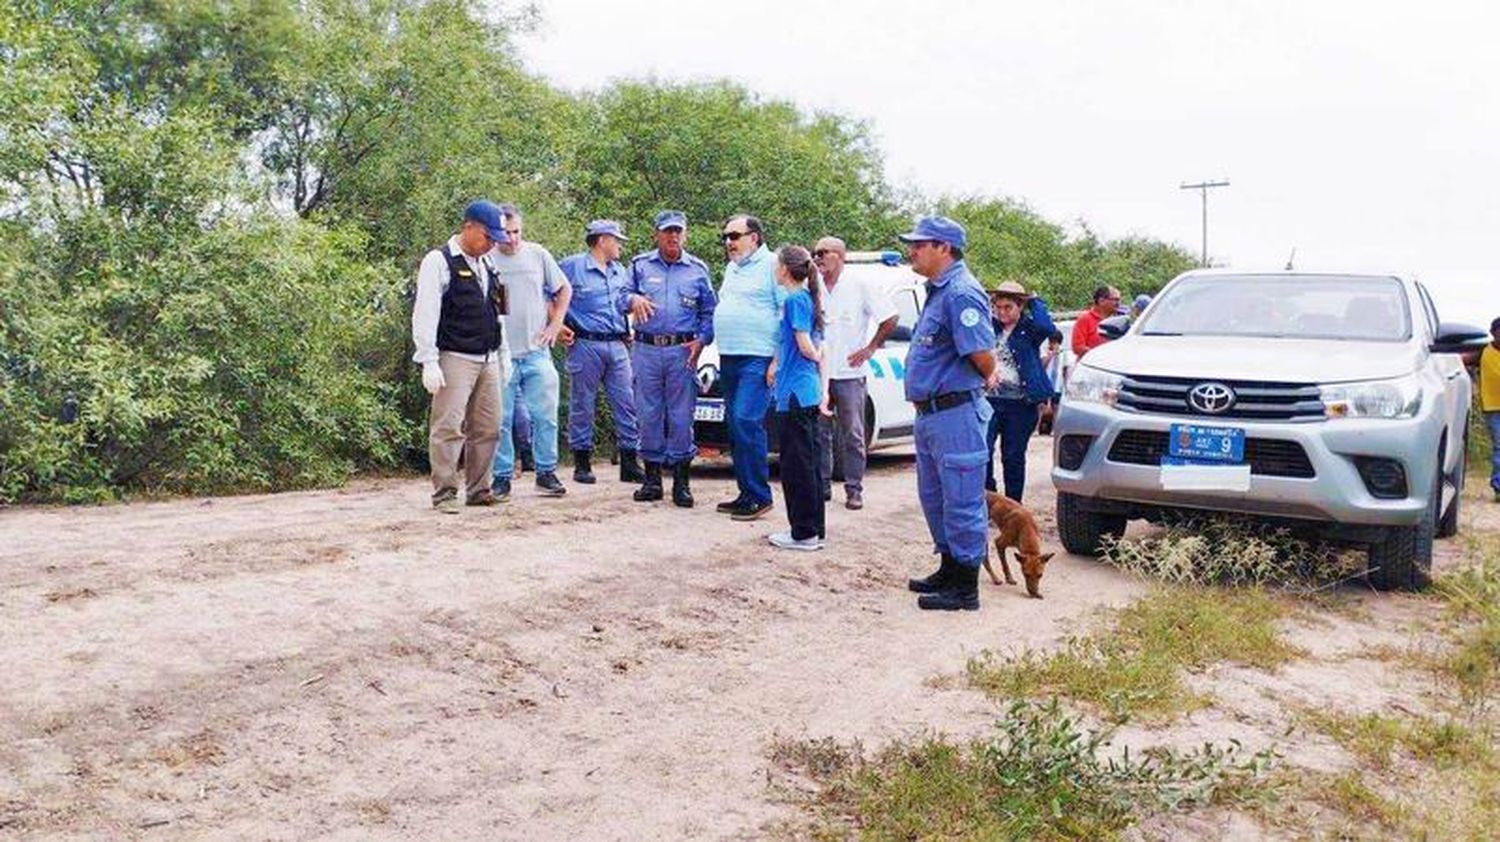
765, 244, 829, 551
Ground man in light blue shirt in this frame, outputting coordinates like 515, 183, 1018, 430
711, 214, 787, 521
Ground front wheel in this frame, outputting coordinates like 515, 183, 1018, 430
1057, 491, 1127, 557
1437, 442, 1465, 539
1366, 467, 1437, 591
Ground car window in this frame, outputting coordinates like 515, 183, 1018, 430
1414, 282, 1439, 338
1140, 275, 1411, 341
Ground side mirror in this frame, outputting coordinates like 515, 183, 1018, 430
1430, 321, 1488, 354
1099, 315, 1130, 340
889, 324, 913, 342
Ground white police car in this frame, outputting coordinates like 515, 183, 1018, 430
693, 251, 925, 455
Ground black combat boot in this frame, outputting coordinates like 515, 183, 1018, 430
619, 448, 645, 483
572, 449, 596, 484
917, 563, 980, 611
671, 461, 694, 508
518, 449, 535, 474
908, 552, 957, 594
633, 462, 664, 502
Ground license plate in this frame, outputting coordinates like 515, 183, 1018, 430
694, 399, 725, 423
1167, 423, 1245, 463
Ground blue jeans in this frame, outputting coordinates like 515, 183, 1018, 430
493, 349, 561, 480
1488, 411, 1500, 493
985, 397, 1040, 502
719, 354, 773, 506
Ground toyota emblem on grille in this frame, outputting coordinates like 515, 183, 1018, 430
1187, 382, 1236, 414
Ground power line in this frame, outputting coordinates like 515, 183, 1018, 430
1179, 179, 1230, 267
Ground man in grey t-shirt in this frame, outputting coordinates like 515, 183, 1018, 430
489, 205, 573, 500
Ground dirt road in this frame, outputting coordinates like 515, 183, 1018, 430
0, 440, 1479, 838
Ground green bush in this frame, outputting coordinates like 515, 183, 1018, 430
1, 214, 409, 502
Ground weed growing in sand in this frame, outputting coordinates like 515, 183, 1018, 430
966, 587, 1302, 723
771, 699, 1280, 841
1430, 536, 1500, 712
1100, 516, 1363, 590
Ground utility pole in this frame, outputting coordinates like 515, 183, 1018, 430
1179, 179, 1229, 266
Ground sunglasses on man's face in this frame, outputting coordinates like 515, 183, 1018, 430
905, 240, 937, 251
812, 249, 836, 259
721, 231, 749, 242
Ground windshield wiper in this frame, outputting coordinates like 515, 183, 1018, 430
1140, 330, 1182, 336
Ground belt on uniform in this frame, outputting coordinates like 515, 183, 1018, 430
913, 390, 977, 416
573, 330, 629, 342
637, 332, 697, 347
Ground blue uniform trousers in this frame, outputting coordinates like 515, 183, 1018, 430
719, 354, 773, 506
565, 338, 639, 452
492, 349, 561, 480
512, 397, 532, 454
914, 393, 993, 567
633, 342, 697, 464
984, 396, 1040, 502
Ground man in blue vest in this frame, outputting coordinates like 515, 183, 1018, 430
411, 200, 511, 513
899, 216, 1001, 611
627, 210, 717, 506
558, 220, 644, 485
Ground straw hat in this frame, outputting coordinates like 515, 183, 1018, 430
988, 279, 1035, 300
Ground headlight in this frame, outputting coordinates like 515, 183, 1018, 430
1319, 375, 1422, 419
1065, 365, 1123, 406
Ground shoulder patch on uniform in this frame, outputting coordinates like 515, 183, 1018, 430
960, 307, 982, 328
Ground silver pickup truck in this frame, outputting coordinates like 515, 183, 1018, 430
1051, 270, 1482, 590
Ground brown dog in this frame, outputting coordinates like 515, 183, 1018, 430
983, 491, 1055, 598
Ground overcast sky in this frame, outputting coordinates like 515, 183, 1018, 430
515, 0, 1498, 321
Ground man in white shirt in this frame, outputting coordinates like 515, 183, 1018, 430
812, 237, 898, 510
411, 200, 511, 513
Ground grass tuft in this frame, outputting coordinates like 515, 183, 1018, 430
967, 587, 1302, 722
772, 698, 1281, 840
1101, 515, 1364, 590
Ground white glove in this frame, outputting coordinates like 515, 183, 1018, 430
421, 361, 446, 395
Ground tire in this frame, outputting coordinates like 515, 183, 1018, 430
1057, 491, 1128, 557
1366, 466, 1437, 591
1437, 445, 1464, 539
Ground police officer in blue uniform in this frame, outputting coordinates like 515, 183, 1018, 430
626, 210, 717, 506
898, 216, 1001, 611
558, 220, 644, 485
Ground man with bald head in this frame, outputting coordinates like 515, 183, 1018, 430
813, 236, 898, 510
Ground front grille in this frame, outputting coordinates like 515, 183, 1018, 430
1107, 429, 1316, 479
1116, 375, 1324, 421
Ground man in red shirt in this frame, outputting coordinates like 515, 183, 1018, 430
1071, 285, 1121, 358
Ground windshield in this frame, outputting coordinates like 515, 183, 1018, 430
1139, 275, 1411, 341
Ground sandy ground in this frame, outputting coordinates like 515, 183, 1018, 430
0, 439, 1485, 839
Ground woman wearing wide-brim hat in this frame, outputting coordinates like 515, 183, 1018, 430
983, 279, 1057, 501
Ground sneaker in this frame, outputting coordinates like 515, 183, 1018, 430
845, 490, 864, 511
432, 489, 460, 514
490, 477, 512, 502
465, 491, 497, 507
535, 471, 567, 497
768, 531, 823, 551
730, 499, 773, 521
716, 496, 747, 514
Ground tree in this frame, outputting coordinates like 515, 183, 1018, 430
566, 80, 904, 266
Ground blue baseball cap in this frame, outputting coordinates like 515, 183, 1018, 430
1133, 294, 1152, 310
897, 215, 967, 250
654, 210, 687, 231
463, 200, 509, 245
585, 219, 629, 241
